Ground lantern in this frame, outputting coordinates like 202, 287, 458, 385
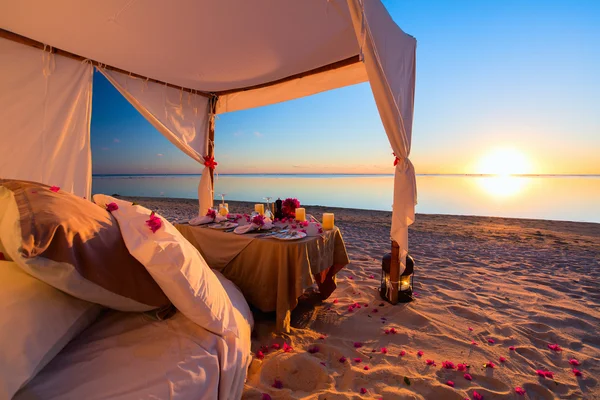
380, 244, 415, 304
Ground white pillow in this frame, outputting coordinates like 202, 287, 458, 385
93, 194, 239, 337
0, 260, 102, 399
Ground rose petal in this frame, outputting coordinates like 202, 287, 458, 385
399, 350, 406, 356
360, 388, 367, 394
464, 373, 473, 381
283, 343, 293, 353
272, 379, 283, 389
339, 356, 347, 363
471, 340, 479, 346
333, 299, 339, 304
569, 358, 580, 366
499, 356, 506, 363
353, 358, 362, 363
487, 338, 495, 344
256, 351, 265, 360
509, 346, 516, 351
271, 344, 280, 350
381, 347, 388, 354
354, 342, 363, 348
446, 380, 455, 387
468, 327, 474, 331
308, 346, 319, 354
485, 361, 496, 368
573, 368, 582, 377
473, 390, 484, 400
417, 351, 424, 357
426, 359, 436, 365
364, 365, 370, 370
457, 363, 467, 372
372, 308, 379, 313
262, 394, 272, 400
515, 387, 525, 396
442, 361, 456, 369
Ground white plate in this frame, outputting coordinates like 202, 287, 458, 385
271, 231, 307, 241
208, 222, 238, 230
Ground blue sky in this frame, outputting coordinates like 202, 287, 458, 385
91, 0, 600, 175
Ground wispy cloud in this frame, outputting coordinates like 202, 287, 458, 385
233, 131, 244, 137
254, 131, 263, 138
157, 153, 164, 157
100, 147, 110, 151
113, 138, 121, 143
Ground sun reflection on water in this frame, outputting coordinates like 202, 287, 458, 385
476, 175, 529, 198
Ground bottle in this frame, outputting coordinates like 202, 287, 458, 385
275, 198, 283, 219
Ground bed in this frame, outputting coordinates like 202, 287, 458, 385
15, 271, 253, 400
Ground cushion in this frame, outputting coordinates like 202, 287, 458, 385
0, 187, 13, 261
0, 259, 102, 399
93, 194, 239, 337
0, 181, 170, 311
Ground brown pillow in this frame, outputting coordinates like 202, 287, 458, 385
0, 180, 169, 311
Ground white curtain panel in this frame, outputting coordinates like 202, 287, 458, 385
347, 0, 417, 273
98, 69, 213, 215
0, 38, 93, 198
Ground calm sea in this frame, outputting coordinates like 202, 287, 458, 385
92, 174, 600, 224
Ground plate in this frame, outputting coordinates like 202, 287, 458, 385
208, 222, 238, 230
270, 231, 307, 241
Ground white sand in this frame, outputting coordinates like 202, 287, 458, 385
125, 197, 600, 399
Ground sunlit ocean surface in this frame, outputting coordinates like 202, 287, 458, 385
92, 174, 600, 223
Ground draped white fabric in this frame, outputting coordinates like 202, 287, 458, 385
98, 69, 213, 215
216, 62, 368, 114
0, 38, 93, 198
347, 0, 417, 273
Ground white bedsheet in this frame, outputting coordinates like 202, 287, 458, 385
15, 271, 253, 400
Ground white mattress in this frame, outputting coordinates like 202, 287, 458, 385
15, 271, 253, 400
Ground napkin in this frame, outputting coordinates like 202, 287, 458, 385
189, 214, 228, 226
233, 219, 273, 234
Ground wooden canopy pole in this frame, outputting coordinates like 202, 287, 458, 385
388, 240, 401, 304
0, 28, 212, 98
208, 95, 218, 188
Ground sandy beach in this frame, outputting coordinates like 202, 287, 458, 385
124, 196, 600, 399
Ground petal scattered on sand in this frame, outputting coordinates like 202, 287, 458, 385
484, 361, 496, 368
464, 373, 473, 381
271, 344, 280, 350
261, 394, 272, 400
354, 342, 363, 348
256, 351, 264, 360
515, 387, 525, 396
471, 340, 479, 346
499, 356, 506, 363
426, 359, 436, 366
442, 361, 456, 369
509, 346, 516, 351
360, 388, 367, 394
468, 327, 474, 331
457, 363, 467, 372
487, 338, 495, 344
381, 347, 388, 354
547, 343, 563, 352
417, 351, 424, 357
573, 368, 582, 377
364, 365, 370, 370
308, 346, 319, 354
339, 356, 347, 363
473, 390, 484, 400
399, 350, 406, 356
446, 380, 455, 387
272, 379, 283, 389
353, 358, 362, 363
569, 358, 580, 366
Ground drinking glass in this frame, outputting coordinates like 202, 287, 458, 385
263, 197, 274, 219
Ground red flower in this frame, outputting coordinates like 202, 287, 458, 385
106, 202, 119, 212
392, 152, 401, 166
49, 186, 60, 192
547, 343, 562, 352
283, 343, 293, 353
206, 209, 216, 219
360, 388, 367, 394
146, 212, 162, 233
251, 214, 265, 226
457, 363, 468, 372
256, 351, 265, 360
282, 198, 300, 218
425, 359, 436, 366
203, 155, 218, 169
417, 351, 424, 357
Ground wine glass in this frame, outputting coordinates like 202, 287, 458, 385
219, 193, 227, 205
263, 197, 274, 219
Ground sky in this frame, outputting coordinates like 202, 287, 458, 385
91, 0, 600, 176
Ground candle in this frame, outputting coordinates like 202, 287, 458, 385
219, 203, 229, 216
254, 204, 264, 215
322, 213, 334, 230
295, 207, 306, 222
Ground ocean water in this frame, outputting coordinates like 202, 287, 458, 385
92, 174, 600, 224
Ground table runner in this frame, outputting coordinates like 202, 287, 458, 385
176, 224, 350, 332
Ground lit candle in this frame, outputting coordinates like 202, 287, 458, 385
295, 207, 306, 222
322, 213, 334, 230
219, 203, 229, 216
254, 204, 264, 215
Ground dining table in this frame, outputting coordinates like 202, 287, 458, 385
175, 222, 350, 333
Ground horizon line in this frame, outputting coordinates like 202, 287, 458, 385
92, 172, 600, 177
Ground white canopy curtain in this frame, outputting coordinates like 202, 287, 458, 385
347, 0, 417, 275
0, 38, 93, 198
97, 69, 214, 215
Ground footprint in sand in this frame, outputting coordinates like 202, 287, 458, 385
259, 352, 332, 392
446, 305, 489, 323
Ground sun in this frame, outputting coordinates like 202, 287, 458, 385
477, 148, 531, 176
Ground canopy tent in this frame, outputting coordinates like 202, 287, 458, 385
0, 0, 416, 293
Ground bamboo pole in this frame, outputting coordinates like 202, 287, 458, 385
388, 240, 401, 304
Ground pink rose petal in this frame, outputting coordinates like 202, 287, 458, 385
457, 363, 467, 372
468, 327, 474, 331
283, 343, 293, 353
333, 299, 339, 304
339, 356, 347, 363
569, 358, 580, 366
369, 275, 375, 279
348, 276, 354, 280
256, 351, 265, 360
381, 347, 388, 354
372, 308, 379, 313
573, 368, 582, 377
499, 356, 506, 363
363, 365, 370, 370
484, 361, 496, 369
426, 359, 436, 366
509, 346, 516, 351
319, 335, 326, 340
353, 358, 362, 363
446, 380, 455, 387
473, 391, 484, 400
442, 361, 456, 369
271, 344, 280, 350
487, 338, 495, 344
360, 388, 367, 394
547, 343, 562, 352
49, 186, 60, 192
390, 327, 397, 334
399, 350, 406, 356
471, 340, 479, 346
272, 379, 283, 389
417, 351, 424, 357
308, 346, 319, 354
515, 387, 525, 396
354, 342, 363, 348
320, 362, 326, 366
262, 394, 272, 400
464, 373, 473, 381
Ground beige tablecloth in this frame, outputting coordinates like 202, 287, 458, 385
176, 224, 350, 332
